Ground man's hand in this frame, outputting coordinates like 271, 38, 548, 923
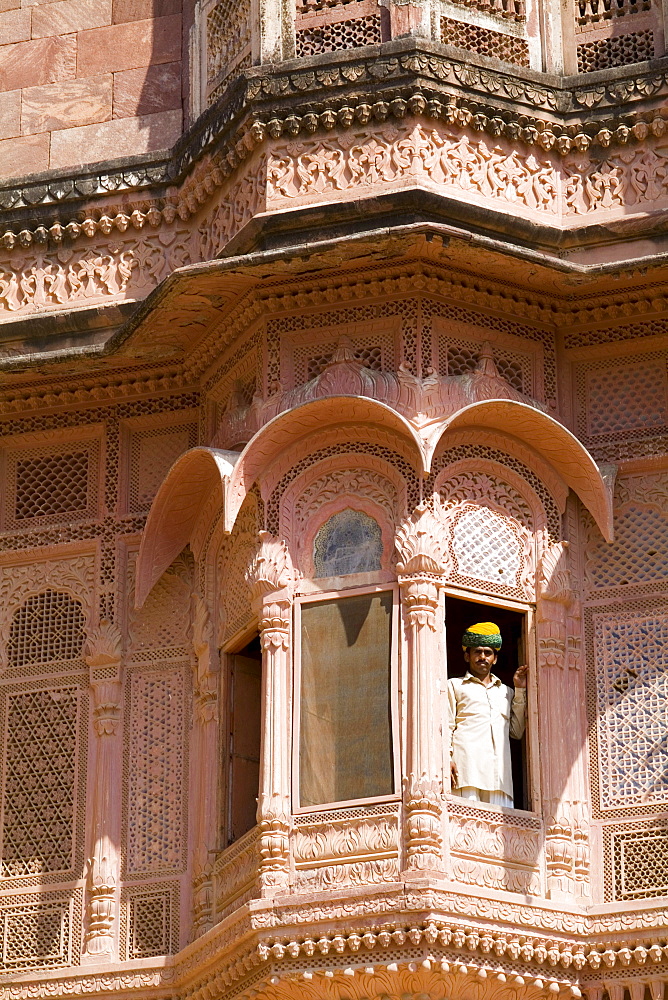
513, 663, 529, 688
450, 759, 459, 788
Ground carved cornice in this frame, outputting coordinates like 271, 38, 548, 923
6, 883, 668, 1000
3, 40, 668, 252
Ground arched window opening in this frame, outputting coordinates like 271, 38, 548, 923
445, 595, 529, 811
313, 508, 383, 578
7, 590, 86, 668
298, 589, 396, 808
225, 634, 262, 845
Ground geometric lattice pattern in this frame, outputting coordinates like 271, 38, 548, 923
2, 688, 79, 877
127, 889, 173, 958
296, 15, 382, 57
440, 16, 530, 65
13, 452, 89, 522
289, 329, 393, 387
129, 570, 191, 657
7, 591, 87, 669
306, 344, 384, 382
586, 361, 668, 436
442, 341, 530, 394
577, 30, 654, 71
585, 504, 668, 590
127, 669, 185, 873
452, 505, 524, 589
0, 899, 69, 969
129, 423, 196, 513
594, 612, 668, 809
611, 823, 668, 899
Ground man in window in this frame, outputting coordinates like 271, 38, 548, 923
447, 622, 528, 808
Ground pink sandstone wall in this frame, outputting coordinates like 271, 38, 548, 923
0, 0, 185, 181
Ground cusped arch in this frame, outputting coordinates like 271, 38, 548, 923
224, 396, 427, 534
135, 447, 239, 609
429, 400, 614, 542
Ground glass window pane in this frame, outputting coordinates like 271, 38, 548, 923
313, 508, 383, 577
299, 591, 394, 807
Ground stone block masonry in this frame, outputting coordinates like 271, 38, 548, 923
0, 4, 183, 180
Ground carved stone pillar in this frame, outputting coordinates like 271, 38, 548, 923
83, 621, 123, 961
246, 532, 295, 895
254, 0, 295, 62
538, 540, 591, 900
395, 502, 449, 872
190, 594, 219, 939
388, 0, 434, 38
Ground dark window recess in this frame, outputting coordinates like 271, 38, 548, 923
227, 635, 262, 845
445, 595, 528, 810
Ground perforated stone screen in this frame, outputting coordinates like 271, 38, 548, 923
1, 688, 79, 877
127, 889, 173, 958
586, 360, 668, 436
0, 899, 70, 969
610, 824, 668, 899
7, 591, 87, 669
593, 611, 668, 810
5, 441, 99, 529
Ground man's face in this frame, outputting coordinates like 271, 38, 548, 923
464, 645, 498, 681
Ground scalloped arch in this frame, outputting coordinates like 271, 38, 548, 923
430, 400, 614, 542
135, 447, 239, 608
224, 395, 427, 534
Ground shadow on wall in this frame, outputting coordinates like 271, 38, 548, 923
130, 0, 187, 159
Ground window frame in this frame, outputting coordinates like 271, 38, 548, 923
292, 582, 401, 815
443, 584, 539, 816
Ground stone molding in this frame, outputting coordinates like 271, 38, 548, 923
3, 39, 668, 253
4, 882, 668, 1000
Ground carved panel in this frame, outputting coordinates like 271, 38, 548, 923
1, 687, 80, 878
576, 352, 668, 461
584, 472, 668, 595
605, 819, 668, 900
267, 123, 559, 223
121, 883, 179, 959
217, 493, 259, 647
293, 805, 400, 891
0, 891, 81, 971
7, 591, 86, 671
0, 232, 194, 319
0, 555, 96, 657
212, 827, 261, 921
592, 609, 668, 811
120, 411, 198, 515
126, 667, 187, 875
436, 468, 536, 599
296, 11, 382, 56
448, 799, 542, 895
440, 16, 530, 66
577, 29, 655, 71
127, 556, 192, 661
205, 0, 252, 104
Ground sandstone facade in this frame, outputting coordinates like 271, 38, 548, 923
0, 7, 667, 1000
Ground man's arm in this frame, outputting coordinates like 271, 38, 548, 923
510, 664, 528, 739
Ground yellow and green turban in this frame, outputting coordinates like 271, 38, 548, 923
462, 622, 502, 650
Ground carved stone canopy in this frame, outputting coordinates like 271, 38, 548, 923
136, 393, 614, 606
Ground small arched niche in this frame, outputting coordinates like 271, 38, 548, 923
313, 508, 384, 579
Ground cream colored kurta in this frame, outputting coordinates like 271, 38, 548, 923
447, 672, 526, 797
